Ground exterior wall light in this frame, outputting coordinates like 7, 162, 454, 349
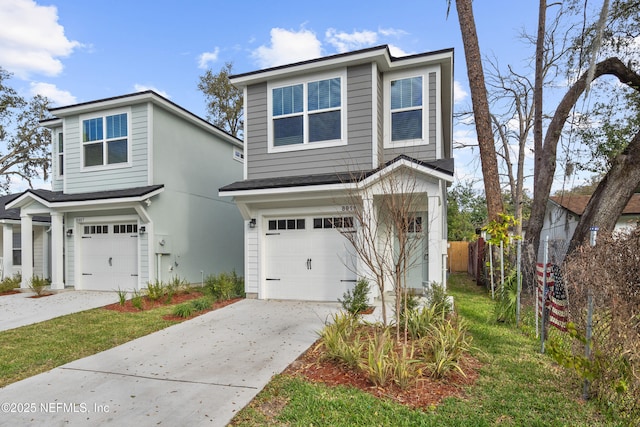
249, 218, 256, 228
66, 229, 73, 237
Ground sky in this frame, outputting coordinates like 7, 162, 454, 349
0, 0, 552, 193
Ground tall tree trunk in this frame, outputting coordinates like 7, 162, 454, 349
455, 0, 503, 221
527, 57, 640, 258
567, 129, 640, 253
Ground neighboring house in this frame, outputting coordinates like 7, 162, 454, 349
7, 91, 244, 291
0, 194, 51, 281
541, 193, 640, 262
220, 45, 454, 301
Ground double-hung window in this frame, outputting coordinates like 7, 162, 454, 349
391, 76, 423, 141
82, 111, 129, 168
384, 67, 438, 148
270, 72, 345, 151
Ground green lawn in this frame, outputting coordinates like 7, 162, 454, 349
0, 305, 179, 387
230, 274, 617, 426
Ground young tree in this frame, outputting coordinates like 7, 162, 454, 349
197, 62, 243, 138
0, 68, 51, 193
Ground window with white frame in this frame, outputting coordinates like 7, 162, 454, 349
12, 231, 21, 266
269, 72, 345, 151
57, 132, 64, 176
384, 68, 436, 148
82, 112, 129, 167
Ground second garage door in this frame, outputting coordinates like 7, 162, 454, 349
264, 216, 357, 301
80, 223, 138, 291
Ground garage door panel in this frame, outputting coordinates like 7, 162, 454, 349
81, 223, 138, 291
264, 216, 356, 301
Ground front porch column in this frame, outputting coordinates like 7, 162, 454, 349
50, 212, 65, 290
428, 195, 445, 288
20, 214, 33, 289
2, 224, 13, 280
360, 196, 378, 302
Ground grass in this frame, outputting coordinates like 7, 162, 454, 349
230, 273, 614, 426
0, 305, 179, 387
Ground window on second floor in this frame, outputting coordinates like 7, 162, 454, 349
268, 72, 346, 152
391, 76, 423, 141
81, 111, 129, 168
57, 132, 64, 177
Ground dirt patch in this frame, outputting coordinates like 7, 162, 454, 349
283, 339, 481, 409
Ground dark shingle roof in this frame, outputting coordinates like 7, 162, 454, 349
19, 185, 164, 204
220, 156, 453, 192
0, 194, 50, 222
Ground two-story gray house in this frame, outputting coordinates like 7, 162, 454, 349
220, 45, 454, 301
7, 91, 244, 291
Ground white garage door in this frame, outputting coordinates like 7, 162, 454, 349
264, 216, 357, 301
80, 223, 138, 291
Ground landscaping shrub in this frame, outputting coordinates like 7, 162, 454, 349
494, 271, 518, 324
115, 288, 128, 306
423, 314, 472, 379
172, 302, 194, 318
318, 312, 362, 368
0, 274, 21, 293
424, 281, 453, 316
29, 276, 49, 296
338, 278, 370, 316
131, 290, 144, 310
146, 280, 165, 301
190, 297, 212, 311
360, 327, 394, 387
205, 271, 244, 300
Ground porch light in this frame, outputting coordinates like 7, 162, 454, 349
249, 218, 256, 228
66, 229, 73, 237
139, 226, 146, 234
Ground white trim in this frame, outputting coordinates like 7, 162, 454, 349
434, 70, 443, 159
242, 87, 248, 180
79, 107, 133, 171
147, 102, 154, 185
7, 187, 164, 211
371, 62, 379, 168
266, 69, 347, 153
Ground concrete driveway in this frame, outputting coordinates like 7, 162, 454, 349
0, 299, 339, 426
0, 290, 118, 332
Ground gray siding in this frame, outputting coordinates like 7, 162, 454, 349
64, 104, 149, 194
246, 64, 374, 180
376, 70, 384, 166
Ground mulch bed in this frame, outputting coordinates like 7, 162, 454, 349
0, 290, 22, 296
283, 339, 482, 409
103, 292, 242, 322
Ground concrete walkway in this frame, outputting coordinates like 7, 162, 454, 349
0, 290, 118, 332
0, 299, 339, 426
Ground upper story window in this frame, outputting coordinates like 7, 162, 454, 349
384, 67, 438, 148
81, 111, 129, 168
268, 71, 346, 152
57, 132, 64, 177
391, 76, 422, 141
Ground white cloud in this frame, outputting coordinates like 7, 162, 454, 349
0, 0, 80, 78
251, 28, 322, 68
454, 81, 468, 104
325, 28, 378, 53
29, 82, 76, 106
378, 27, 408, 38
134, 84, 170, 99
197, 47, 220, 69
388, 44, 411, 57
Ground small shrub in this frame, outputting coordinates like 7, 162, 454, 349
391, 343, 418, 389
205, 272, 242, 300
424, 282, 452, 316
0, 274, 21, 293
131, 290, 144, 310
424, 315, 472, 379
190, 297, 212, 311
404, 305, 436, 340
146, 280, 165, 301
115, 288, 128, 306
339, 278, 370, 316
494, 272, 518, 324
167, 276, 189, 293
319, 312, 362, 368
29, 276, 49, 296
230, 270, 245, 298
173, 303, 194, 318
360, 328, 394, 387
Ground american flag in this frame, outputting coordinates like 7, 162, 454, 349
536, 263, 568, 332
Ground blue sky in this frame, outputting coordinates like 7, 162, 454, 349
1, 0, 549, 191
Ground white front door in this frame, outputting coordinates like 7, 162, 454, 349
80, 223, 138, 291
399, 214, 428, 291
264, 216, 356, 301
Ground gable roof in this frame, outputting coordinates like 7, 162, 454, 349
220, 155, 453, 193
550, 194, 640, 216
0, 194, 50, 223
40, 90, 243, 149
229, 44, 454, 87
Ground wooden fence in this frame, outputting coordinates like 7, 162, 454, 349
447, 241, 470, 273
